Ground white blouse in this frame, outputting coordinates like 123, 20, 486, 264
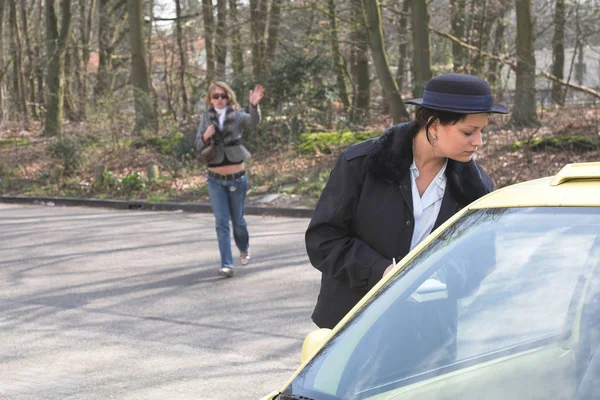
409, 158, 448, 251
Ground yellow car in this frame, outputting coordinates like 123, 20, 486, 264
263, 162, 600, 400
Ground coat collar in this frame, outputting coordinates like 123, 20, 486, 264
367, 122, 493, 206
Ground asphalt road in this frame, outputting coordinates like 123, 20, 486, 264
0, 204, 320, 400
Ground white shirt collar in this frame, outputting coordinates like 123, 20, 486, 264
410, 158, 448, 191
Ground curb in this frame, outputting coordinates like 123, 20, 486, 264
0, 196, 315, 219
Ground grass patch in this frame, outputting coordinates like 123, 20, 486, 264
146, 193, 170, 203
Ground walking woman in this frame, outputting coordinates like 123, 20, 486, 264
196, 82, 264, 277
306, 73, 509, 328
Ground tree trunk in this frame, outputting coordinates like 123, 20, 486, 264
215, 0, 227, 80
395, 0, 409, 93
265, 0, 283, 71
487, 2, 508, 102
327, 0, 351, 109
409, 0, 431, 98
250, 0, 267, 80
202, 0, 215, 83
471, 0, 493, 74
79, 0, 95, 119
361, 0, 409, 123
10, 0, 28, 124
95, 0, 128, 97
20, 1, 37, 119
175, 0, 190, 116
63, 43, 78, 121
96, 0, 111, 97
0, 0, 4, 121
450, 0, 466, 72
44, 0, 72, 136
350, 0, 370, 115
551, 0, 565, 105
229, 0, 243, 78
127, 0, 156, 135
511, 0, 538, 127
35, 0, 44, 112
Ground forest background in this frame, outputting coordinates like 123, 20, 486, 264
1, 0, 599, 209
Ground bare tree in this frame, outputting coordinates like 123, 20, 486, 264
361, 0, 409, 123
202, 0, 215, 83
327, 0, 351, 109
265, 0, 283, 71
9, 0, 28, 124
229, 0, 243, 78
127, 0, 157, 134
450, 0, 466, 72
410, 0, 431, 97
175, 0, 190, 116
0, 0, 4, 121
551, 0, 565, 105
44, 0, 72, 136
511, 0, 539, 127
95, 0, 129, 97
215, 0, 227, 79
20, 1, 36, 119
249, 0, 267, 79
395, 0, 409, 93
78, 0, 96, 119
350, 0, 370, 116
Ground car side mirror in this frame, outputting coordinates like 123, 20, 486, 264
300, 328, 332, 364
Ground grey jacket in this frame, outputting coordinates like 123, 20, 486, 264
195, 104, 261, 164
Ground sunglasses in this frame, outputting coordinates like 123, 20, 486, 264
211, 93, 229, 100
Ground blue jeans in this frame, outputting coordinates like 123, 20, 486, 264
207, 174, 249, 267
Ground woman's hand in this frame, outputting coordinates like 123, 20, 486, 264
382, 263, 395, 278
249, 84, 265, 106
203, 125, 215, 143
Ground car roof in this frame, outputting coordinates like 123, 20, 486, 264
471, 162, 600, 209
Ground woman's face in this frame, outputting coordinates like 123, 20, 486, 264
433, 113, 489, 162
210, 87, 229, 109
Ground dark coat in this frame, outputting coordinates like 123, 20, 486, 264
305, 122, 494, 329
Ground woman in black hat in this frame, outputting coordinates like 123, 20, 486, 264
305, 73, 509, 329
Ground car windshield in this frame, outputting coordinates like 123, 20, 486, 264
285, 207, 600, 400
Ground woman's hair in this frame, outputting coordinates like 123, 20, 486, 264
205, 81, 241, 110
414, 107, 467, 143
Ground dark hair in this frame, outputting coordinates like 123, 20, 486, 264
414, 107, 467, 143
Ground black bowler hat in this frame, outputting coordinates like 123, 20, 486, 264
405, 73, 509, 114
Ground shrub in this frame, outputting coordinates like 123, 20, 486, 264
47, 136, 85, 176
121, 172, 145, 191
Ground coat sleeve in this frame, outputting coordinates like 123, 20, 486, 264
305, 153, 392, 291
195, 113, 209, 151
239, 104, 261, 130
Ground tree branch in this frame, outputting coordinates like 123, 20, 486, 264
430, 26, 600, 100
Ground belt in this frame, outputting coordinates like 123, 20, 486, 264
208, 170, 246, 180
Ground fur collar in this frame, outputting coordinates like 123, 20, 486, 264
367, 122, 493, 205
207, 105, 237, 137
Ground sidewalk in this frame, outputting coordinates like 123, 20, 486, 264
0, 195, 314, 218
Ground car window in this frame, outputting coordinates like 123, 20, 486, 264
286, 207, 600, 400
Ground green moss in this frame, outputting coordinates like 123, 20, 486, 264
298, 131, 379, 154
0, 138, 30, 148
513, 135, 599, 151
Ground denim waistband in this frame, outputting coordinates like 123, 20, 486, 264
208, 169, 246, 181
